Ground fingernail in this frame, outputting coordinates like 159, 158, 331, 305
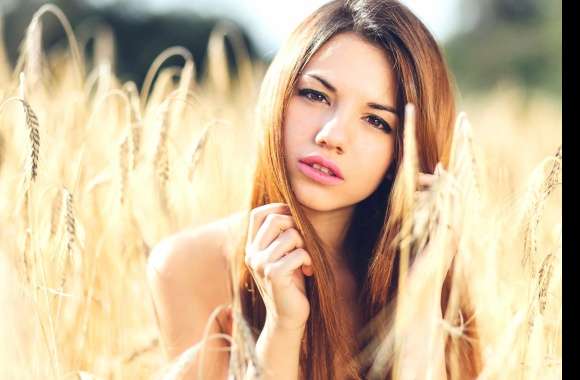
435, 163, 442, 175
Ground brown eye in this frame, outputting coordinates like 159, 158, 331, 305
298, 88, 329, 104
365, 115, 393, 133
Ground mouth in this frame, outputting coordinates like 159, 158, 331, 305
298, 155, 344, 179
297, 157, 345, 186
305, 162, 336, 176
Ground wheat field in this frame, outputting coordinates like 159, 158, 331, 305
0, 6, 561, 380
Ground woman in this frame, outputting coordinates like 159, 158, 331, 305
147, 0, 481, 379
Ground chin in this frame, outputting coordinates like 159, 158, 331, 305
291, 182, 349, 212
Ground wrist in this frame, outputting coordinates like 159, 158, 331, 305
263, 316, 306, 339
252, 317, 304, 380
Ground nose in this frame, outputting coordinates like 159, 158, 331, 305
314, 111, 350, 155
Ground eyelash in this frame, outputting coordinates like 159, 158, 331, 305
297, 88, 393, 133
298, 88, 329, 104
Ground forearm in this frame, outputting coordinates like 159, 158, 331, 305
396, 295, 447, 380
244, 318, 305, 380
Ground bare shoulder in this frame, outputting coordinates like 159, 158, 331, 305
146, 211, 249, 361
147, 210, 248, 293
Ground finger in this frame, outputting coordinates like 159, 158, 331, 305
265, 228, 305, 260
302, 264, 314, 277
252, 228, 305, 276
264, 248, 313, 281
254, 214, 297, 251
248, 203, 290, 245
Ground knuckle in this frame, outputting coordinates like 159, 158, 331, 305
294, 248, 307, 257
252, 258, 265, 275
264, 213, 277, 225
289, 229, 304, 246
249, 207, 260, 220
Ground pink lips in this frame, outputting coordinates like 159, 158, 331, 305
297, 155, 345, 186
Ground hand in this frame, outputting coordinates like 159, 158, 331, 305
244, 203, 314, 332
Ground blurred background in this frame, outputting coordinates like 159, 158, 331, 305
1, 0, 562, 98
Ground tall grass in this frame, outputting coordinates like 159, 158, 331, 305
0, 7, 561, 379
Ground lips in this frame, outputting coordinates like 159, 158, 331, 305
298, 155, 344, 180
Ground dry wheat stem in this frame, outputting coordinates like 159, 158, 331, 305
119, 135, 129, 205
22, 99, 40, 183
29, 4, 85, 83
140, 46, 193, 108
522, 149, 562, 272
0, 97, 43, 184
123, 337, 159, 364
50, 188, 63, 238
188, 125, 210, 181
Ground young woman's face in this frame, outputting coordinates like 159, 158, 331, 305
284, 32, 398, 212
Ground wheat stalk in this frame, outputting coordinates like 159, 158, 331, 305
188, 125, 210, 181
154, 104, 171, 213
25, 102, 40, 183
2, 98, 43, 184
119, 135, 129, 205
140, 46, 193, 108
24, 17, 42, 89
522, 146, 562, 272
50, 188, 63, 238
231, 307, 262, 379
130, 121, 141, 170
64, 187, 76, 256
123, 338, 159, 364
29, 4, 85, 84
537, 253, 556, 315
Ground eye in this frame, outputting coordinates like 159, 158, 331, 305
298, 88, 330, 105
365, 115, 393, 133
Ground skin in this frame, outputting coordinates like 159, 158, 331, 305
283, 32, 400, 273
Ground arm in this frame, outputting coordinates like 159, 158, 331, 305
396, 282, 448, 380
244, 318, 305, 380
147, 225, 232, 379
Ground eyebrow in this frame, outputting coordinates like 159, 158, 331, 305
304, 73, 398, 115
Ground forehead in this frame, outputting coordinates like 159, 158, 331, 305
301, 32, 396, 98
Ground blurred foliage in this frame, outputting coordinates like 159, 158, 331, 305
1, 0, 261, 88
444, 0, 561, 99
1, 0, 561, 99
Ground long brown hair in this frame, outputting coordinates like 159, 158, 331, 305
229, 1, 480, 378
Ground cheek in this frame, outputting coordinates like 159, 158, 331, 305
283, 101, 318, 152
356, 139, 394, 182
